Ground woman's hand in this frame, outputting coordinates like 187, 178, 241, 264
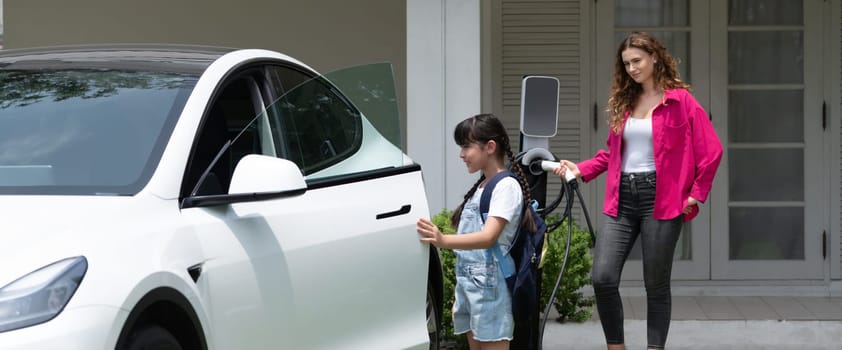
683, 196, 698, 214
551, 160, 582, 180
417, 218, 445, 247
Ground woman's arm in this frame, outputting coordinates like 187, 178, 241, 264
552, 138, 611, 183
576, 132, 614, 182
577, 149, 610, 183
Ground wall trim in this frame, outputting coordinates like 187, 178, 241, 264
829, 0, 842, 280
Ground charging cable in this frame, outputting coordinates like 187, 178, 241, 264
535, 160, 595, 349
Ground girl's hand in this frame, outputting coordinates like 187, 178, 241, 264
551, 160, 582, 180
683, 196, 698, 214
417, 218, 445, 247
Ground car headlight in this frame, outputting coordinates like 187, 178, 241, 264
0, 256, 87, 333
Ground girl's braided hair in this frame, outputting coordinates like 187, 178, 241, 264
451, 114, 537, 232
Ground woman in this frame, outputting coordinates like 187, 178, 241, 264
554, 32, 722, 349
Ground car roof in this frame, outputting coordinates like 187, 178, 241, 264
0, 45, 239, 74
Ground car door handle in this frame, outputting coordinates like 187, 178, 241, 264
376, 204, 411, 220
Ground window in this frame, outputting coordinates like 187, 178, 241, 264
183, 75, 265, 197
184, 64, 372, 198
0, 69, 195, 195
266, 66, 362, 176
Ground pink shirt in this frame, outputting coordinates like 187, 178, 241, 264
577, 89, 723, 222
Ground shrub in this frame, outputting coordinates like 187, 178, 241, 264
431, 210, 594, 348
540, 214, 594, 323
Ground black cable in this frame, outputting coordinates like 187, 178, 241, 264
574, 180, 596, 248
538, 181, 565, 217
538, 177, 595, 349
538, 178, 574, 348
512, 154, 596, 349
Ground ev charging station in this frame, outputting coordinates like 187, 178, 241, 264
516, 75, 559, 350
516, 75, 592, 350
519, 75, 561, 208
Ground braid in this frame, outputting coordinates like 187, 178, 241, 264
451, 175, 485, 229
451, 113, 537, 231
505, 143, 538, 232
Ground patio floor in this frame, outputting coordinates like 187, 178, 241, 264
542, 295, 842, 349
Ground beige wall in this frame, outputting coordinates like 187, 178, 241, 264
4, 0, 407, 143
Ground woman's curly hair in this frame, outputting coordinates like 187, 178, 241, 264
607, 32, 690, 133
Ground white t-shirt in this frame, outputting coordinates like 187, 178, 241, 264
476, 176, 523, 251
621, 117, 656, 172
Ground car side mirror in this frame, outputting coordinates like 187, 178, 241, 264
229, 154, 306, 195
182, 155, 306, 208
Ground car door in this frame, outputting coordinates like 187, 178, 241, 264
180, 62, 431, 349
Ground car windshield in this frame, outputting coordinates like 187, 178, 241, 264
0, 69, 197, 195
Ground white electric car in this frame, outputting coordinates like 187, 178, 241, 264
0, 46, 443, 349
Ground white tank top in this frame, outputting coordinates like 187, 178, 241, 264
621, 117, 655, 173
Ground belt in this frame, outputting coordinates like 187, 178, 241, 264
621, 171, 655, 180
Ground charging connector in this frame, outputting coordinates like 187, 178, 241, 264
540, 161, 577, 182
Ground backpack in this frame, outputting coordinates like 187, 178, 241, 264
479, 170, 547, 350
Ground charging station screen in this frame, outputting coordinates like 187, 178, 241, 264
521, 76, 559, 137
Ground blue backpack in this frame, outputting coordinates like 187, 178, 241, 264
479, 170, 547, 350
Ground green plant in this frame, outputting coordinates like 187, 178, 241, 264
540, 214, 594, 323
430, 210, 594, 348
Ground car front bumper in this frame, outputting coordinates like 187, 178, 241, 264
0, 305, 126, 350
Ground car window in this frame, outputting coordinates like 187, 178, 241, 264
265, 66, 362, 176
264, 64, 403, 181
0, 69, 196, 195
320, 63, 403, 151
267, 65, 311, 96
183, 74, 269, 197
184, 63, 406, 198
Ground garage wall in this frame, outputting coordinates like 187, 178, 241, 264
3, 0, 407, 144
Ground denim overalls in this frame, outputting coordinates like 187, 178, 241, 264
451, 188, 515, 342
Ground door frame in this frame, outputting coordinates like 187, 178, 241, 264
708, 0, 825, 280
828, 0, 842, 281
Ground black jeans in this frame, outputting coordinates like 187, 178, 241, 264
592, 171, 683, 349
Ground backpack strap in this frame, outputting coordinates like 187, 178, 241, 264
490, 243, 512, 278
478, 170, 515, 221
479, 170, 517, 278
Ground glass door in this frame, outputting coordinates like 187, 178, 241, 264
709, 0, 824, 279
595, 0, 711, 280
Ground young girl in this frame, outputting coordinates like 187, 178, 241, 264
553, 32, 722, 349
417, 113, 535, 350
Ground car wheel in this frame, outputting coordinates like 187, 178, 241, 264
122, 324, 182, 350
427, 283, 441, 350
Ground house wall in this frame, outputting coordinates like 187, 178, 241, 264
3, 0, 407, 144
406, 0, 483, 213
491, 0, 593, 221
